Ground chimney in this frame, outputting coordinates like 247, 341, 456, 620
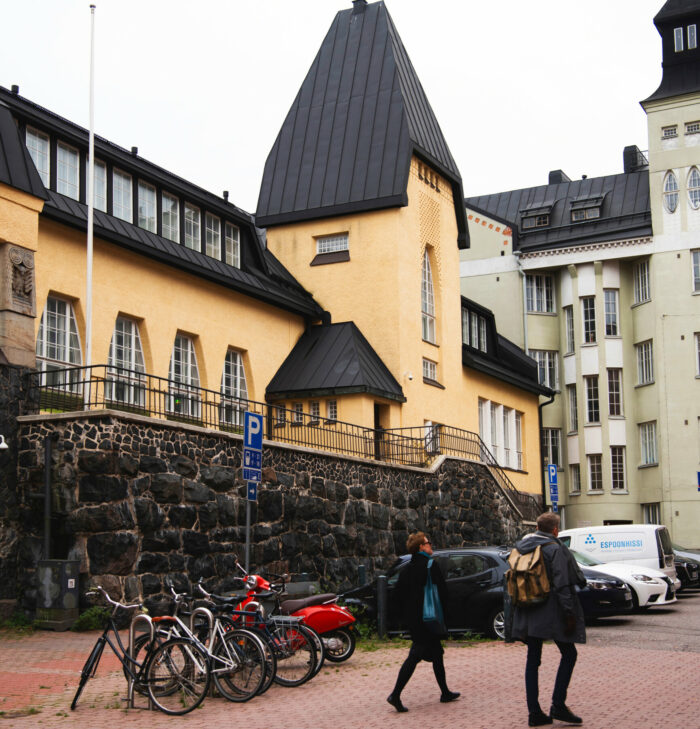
223, 190, 229, 201
352, 0, 367, 13
11, 85, 19, 95
548, 170, 571, 185
623, 145, 649, 173
131, 146, 138, 156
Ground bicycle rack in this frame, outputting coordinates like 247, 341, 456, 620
127, 612, 155, 710
189, 606, 218, 698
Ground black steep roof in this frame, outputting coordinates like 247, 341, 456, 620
256, 0, 468, 248
465, 170, 651, 253
0, 102, 48, 200
266, 321, 405, 402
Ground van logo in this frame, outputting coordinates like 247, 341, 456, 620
583, 534, 596, 551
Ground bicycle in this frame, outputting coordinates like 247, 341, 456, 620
71, 586, 211, 715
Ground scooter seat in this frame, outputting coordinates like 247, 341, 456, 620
280, 593, 337, 614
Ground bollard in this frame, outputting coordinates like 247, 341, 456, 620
376, 574, 388, 638
358, 564, 367, 586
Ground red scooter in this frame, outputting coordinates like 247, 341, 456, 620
235, 562, 356, 663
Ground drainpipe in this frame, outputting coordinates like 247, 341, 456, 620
538, 393, 555, 510
43, 432, 58, 559
513, 250, 528, 352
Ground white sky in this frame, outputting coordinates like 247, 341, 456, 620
1, 0, 664, 213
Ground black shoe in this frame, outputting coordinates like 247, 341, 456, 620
440, 691, 460, 703
550, 705, 582, 724
387, 694, 408, 712
528, 711, 553, 726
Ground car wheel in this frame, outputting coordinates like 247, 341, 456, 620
630, 588, 641, 610
485, 606, 506, 640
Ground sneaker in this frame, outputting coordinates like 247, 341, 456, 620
550, 705, 582, 724
528, 711, 553, 726
440, 691, 461, 703
387, 694, 408, 712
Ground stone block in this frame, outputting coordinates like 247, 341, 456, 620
87, 532, 138, 575
78, 475, 128, 503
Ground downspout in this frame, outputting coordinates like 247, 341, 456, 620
538, 393, 556, 509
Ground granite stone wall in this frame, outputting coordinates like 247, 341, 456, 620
12, 411, 524, 614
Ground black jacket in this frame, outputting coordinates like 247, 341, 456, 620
395, 551, 449, 641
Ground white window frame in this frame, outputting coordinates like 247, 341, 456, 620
581, 296, 596, 343
567, 385, 578, 432
643, 502, 661, 525
564, 305, 575, 354
422, 357, 437, 382
138, 181, 157, 233
205, 213, 221, 259
607, 368, 623, 417
636, 340, 654, 385
604, 289, 619, 336
640, 421, 658, 465
588, 454, 603, 491
168, 334, 201, 418
686, 121, 700, 135
525, 274, 555, 313
184, 203, 201, 250
634, 260, 651, 304
309, 401, 320, 423
663, 171, 679, 213
107, 317, 146, 406
93, 159, 107, 212
688, 168, 700, 210
585, 375, 600, 423
421, 250, 436, 343
662, 125, 678, 139
326, 400, 338, 422
675, 27, 684, 52
316, 234, 348, 255
113, 168, 133, 222
542, 428, 561, 468
611, 446, 626, 491
220, 349, 248, 427
689, 24, 697, 50
26, 126, 50, 187
293, 402, 304, 424
57, 141, 80, 200
35, 296, 83, 392
569, 464, 581, 494
162, 192, 180, 242
225, 223, 240, 268
529, 349, 558, 390
696, 333, 700, 376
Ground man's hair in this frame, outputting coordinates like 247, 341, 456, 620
536, 512, 560, 534
406, 531, 427, 555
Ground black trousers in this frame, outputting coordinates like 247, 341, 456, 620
390, 639, 449, 698
525, 637, 577, 714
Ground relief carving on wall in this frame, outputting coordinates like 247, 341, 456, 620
2, 245, 36, 316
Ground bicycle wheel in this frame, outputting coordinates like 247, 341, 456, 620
302, 625, 325, 677
213, 630, 265, 702
271, 623, 317, 687
145, 637, 210, 715
237, 626, 277, 695
71, 636, 106, 710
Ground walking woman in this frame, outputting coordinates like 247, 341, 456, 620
386, 532, 460, 712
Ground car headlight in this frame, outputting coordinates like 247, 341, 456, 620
631, 574, 661, 584
587, 579, 615, 590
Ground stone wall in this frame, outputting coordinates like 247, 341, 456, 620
13, 411, 524, 614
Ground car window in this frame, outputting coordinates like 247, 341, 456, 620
559, 536, 571, 547
445, 554, 488, 579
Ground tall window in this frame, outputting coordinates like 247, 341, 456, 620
526, 274, 554, 313
326, 400, 338, 422
107, 317, 146, 406
162, 192, 180, 242
569, 464, 581, 494
503, 407, 511, 464
607, 368, 623, 416
309, 401, 320, 422
529, 349, 558, 389
640, 422, 658, 465
643, 503, 661, 525
515, 412, 523, 470
137, 181, 157, 232
205, 213, 221, 258
693, 250, 700, 293
634, 260, 650, 303
611, 446, 626, 491
293, 403, 304, 424
184, 203, 201, 250
113, 169, 133, 222
421, 250, 436, 343
57, 142, 79, 200
604, 289, 619, 336
462, 309, 487, 351
636, 340, 654, 384
588, 454, 603, 491
93, 160, 107, 212
567, 385, 578, 432
36, 297, 82, 391
663, 171, 679, 213
542, 428, 561, 468
225, 223, 240, 268
690, 24, 698, 49
26, 127, 50, 186
688, 168, 700, 210
585, 375, 599, 423
581, 297, 596, 343
220, 349, 248, 427
696, 333, 700, 376
168, 335, 200, 418
564, 306, 575, 354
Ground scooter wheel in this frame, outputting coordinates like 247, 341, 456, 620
323, 628, 356, 663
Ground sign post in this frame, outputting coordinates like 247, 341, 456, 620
243, 412, 263, 572
547, 464, 558, 514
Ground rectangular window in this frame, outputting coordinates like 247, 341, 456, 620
564, 306, 575, 354
525, 274, 555, 313
326, 400, 337, 422
515, 412, 523, 470
686, 121, 700, 135
571, 207, 600, 222
585, 375, 600, 423
569, 464, 581, 494
634, 260, 650, 303
26, 127, 50, 186
113, 169, 132, 222
643, 502, 661, 525
93, 159, 107, 212
162, 193, 180, 242
607, 368, 623, 416
225, 223, 240, 268
567, 385, 578, 432
503, 407, 511, 464
461, 308, 469, 345
309, 401, 320, 422
582, 296, 596, 343
529, 349, 558, 389
138, 181, 157, 232
604, 289, 619, 336
689, 24, 697, 49
422, 358, 437, 382
522, 214, 549, 229
675, 27, 684, 52
542, 428, 561, 468
692, 250, 700, 293
316, 234, 348, 254
292, 403, 303, 424
57, 142, 79, 199
696, 333, 700, 377
636, 340, 654, 384
640, 421, 658, 465
662, 125, 678, 138
205, 213, 221, 258
479, 317, 487, 352
276, 406, 286, 425
184, 203, 201, 250
588, 454, 603, 491
611, 446, 626, 490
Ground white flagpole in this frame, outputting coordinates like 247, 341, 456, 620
84, 4, 96, 409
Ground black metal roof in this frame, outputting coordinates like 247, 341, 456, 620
0, 102, 48, 200
465, 170, 651, 253
654, 0, 700, 23
266, 321, 405, 402
256, 0, 468, 248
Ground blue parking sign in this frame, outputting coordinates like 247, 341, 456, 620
244, 411, 263, 451
547, 464, 558, 486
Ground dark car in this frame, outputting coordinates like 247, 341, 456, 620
344, 546, 632, 640
672, 546, 700, 589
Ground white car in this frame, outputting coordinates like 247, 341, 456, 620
571, 549, 678, 609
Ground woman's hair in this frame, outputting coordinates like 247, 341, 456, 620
406, 531, 427, 555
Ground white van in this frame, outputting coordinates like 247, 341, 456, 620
559, 524, 678, 586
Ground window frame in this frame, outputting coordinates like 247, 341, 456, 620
162, 192, 180, 243
636, 340, 654, 385
529, 349, 558, 390
607, 368, 623, 416
567, 384, 578, 433
184, 202, 201, 251
675, 27, 684, 52
639, 421, 658, 466
569, 463, 581, 494
581, 296, 596, 344
112, 168, 133, 223
696, 333, 700, 377
316, 234, 348, 255
663, 171, 679, 213
422, 357, 438, 382
564, 305, 575, 354
225, 222, 240, 268
107, 317, 146, 407
604, 289, 619, 336
137, 180, 157, 233
633, 260, 651, 304
220, 349, 248, 427
326, 400, 338, 423
689, 24, 697, 50
585, 375, 600, 424
35, 296, 83, 393
93, 159, 107, 212
205, 213, 221, 259
588, 454, 603, 492
168, 334, 201, 418
57, 141, 80, 200
688, 168, 700, 210
26, 126, 50, 187
611, 446, 626, 491
541, 427, 561, 468
421, 249, 436, 344
293, 402, 304, 424
525, 274, 555, 313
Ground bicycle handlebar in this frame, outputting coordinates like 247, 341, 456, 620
86, 586, 143, 611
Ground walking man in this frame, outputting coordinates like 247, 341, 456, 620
509, 512, 587, 726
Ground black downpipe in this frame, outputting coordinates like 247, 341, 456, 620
43, 432, 57, 559
538, 393, 556, 511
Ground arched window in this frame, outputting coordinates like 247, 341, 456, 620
421, 249, 436, 343
36, 296, 82, 392
168, 334, 200, 418
107, 317, 146, 406
688, 167, 700, 210
663, 171, 679, 213
220, 349, 248, 427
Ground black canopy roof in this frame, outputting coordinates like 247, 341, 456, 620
0, 102, 48, 200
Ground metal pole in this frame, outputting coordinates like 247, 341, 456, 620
244, 497, 251, 573
84, 4, 96, 409
376, 574, 387, 638
43, 434, 54, 559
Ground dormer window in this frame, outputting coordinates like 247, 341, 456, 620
522, 214, 549, 229
675, 27, 684, 52
689, 24, 697, 50
570, 196, 603, 223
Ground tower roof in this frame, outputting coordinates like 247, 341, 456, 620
256, 0, 468, 247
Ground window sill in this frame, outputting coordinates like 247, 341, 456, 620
423, 377, 445, 390
584, 422, 601, 427
323, 419, 337, 426
567, 430, 578, 436
526, 311, 557, 317
308, 420, 320, 427
604, 335, 622, 340
638, 462, 659, 470
274, 422, 287, 429
611, 489, 629, 495
422, 339, 440, 348
608, 415, 626, 420
631, 299, 651, 309
634, 381, 655, 389
290, 421, 304, 428
587, 489, 605, 495
310, 250, 350, 266
581, 341, 598, 348
569, 491, 581, 497
563, 351, 575, 358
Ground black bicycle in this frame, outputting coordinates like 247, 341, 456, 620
71, 586, 211, 715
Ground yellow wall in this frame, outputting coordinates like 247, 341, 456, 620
0, 183, 44, 250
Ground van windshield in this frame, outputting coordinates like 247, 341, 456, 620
657, 527, 673, 556
570, 549, 602, 566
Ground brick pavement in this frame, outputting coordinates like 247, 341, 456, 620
0, 630, 697, 729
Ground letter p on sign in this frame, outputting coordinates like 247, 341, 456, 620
244, 411, 263, 451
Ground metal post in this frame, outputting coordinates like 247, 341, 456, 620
245, 499, 251, 573
43, 433, 56, 560
376, 574, 387, 638
358, 564, 367, 586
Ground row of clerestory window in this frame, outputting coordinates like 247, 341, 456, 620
663, 168, 700, 213
674, 24, 697, 52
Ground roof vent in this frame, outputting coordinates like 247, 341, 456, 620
223, 190, 229, 201
548, 170, 570, 184
352, 0, 367, 12
623, 145, 649, 173
131, 146, 138, 156
11, 85, 19, 95
582, 175, 587, 179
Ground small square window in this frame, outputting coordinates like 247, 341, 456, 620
686, 121, 700, 135
662, 125, 678, 139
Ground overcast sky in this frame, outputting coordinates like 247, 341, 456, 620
1, 0, 664, 213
